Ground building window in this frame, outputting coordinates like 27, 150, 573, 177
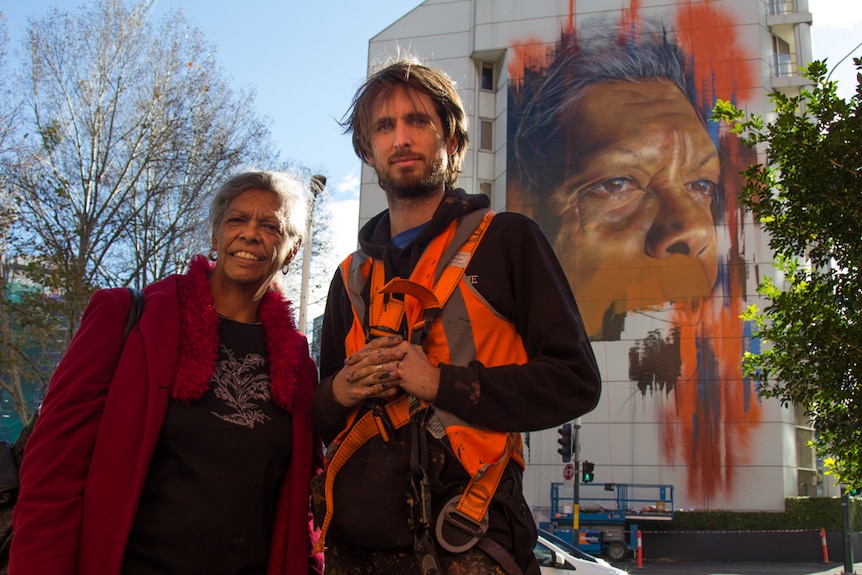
481, 65, 494, 91
480, 120, 493, 151
479, 181, 492, 197
772, 34, 794, 77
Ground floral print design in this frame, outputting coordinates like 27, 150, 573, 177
210, 343, 270, 427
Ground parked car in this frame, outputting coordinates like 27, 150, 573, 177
535, 529, 628, 575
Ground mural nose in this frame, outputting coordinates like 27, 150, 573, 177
644, 197, 713, 259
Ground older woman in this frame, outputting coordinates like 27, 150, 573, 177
10, 171, 323, 575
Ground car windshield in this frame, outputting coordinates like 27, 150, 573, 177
538, 530, 599, 563
534, 541, 557, 567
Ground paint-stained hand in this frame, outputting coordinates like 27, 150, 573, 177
331, 335, 407, 408
391, 342, 440, 403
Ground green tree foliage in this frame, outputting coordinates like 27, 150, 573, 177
714, 59, 862, 488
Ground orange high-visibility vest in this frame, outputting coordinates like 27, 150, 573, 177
314, 208, 529, 553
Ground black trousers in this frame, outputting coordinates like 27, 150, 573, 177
323, 539, 540, 575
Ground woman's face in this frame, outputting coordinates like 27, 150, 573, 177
211, 188, 294, 295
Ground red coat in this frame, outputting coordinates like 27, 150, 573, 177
10, 256, 324, 575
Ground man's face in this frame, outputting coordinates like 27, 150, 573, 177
553, 79, 720, 337
366, 86, 456, 200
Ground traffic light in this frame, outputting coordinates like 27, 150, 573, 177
557, 423, 573, 462
582, 460, 595, 483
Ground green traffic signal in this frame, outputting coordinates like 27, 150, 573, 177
582, 460, 595, 483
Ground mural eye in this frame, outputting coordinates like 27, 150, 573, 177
582, 177, 641, 198
687, 179, 717, 201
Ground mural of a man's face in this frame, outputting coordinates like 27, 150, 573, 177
551, 79, 720, 337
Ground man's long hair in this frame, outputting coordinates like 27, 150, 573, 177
341, 58, 470, 190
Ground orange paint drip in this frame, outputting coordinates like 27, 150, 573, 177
675, 1, 756, 104
507, 38, 552, 87
620, 0, 641, 36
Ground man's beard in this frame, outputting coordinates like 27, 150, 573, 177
377, 153, 447, 200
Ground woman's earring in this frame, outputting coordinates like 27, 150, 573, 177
281, 263, 290, 276
208, 249, 217, 261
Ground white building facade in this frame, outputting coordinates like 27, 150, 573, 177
358, 0, 820, 516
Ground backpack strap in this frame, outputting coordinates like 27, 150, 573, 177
124, 287, 145, 338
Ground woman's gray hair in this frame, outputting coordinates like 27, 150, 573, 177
210, 170, 307, 242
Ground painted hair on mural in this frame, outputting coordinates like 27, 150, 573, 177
340, 56, 470, 190
509, 19, 701, 197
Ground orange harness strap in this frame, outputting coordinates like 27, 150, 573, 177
314, 397, 414, 553
453, 432, 519, 523
435, 432, 524, 552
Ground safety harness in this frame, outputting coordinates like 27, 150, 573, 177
314, 209, 525, 572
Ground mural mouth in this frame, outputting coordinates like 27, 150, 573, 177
566, 254, 718, 338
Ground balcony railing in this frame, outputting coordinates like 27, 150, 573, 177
769, 0, 796, 16
773, 52, 800, 77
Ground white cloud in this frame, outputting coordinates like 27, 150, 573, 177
810, 0, 862, 29
333, 171, 360, 199
304, 191, 359, 325
323, 169, 362, 261
329, 198, 360, 261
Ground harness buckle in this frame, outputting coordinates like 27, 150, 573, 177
434, 494, 489, 553
371, 402, 395, 442
410, 303, 440, 345
367, 324, 400, 342
410, 318, 433, 345
408, 469, 434, 531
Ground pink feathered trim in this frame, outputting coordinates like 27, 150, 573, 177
171, 254, 306, 411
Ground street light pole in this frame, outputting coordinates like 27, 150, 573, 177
841, 487, 854, 574
299, 174, 326, 334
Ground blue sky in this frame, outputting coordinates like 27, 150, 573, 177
2, 0, 861, 260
